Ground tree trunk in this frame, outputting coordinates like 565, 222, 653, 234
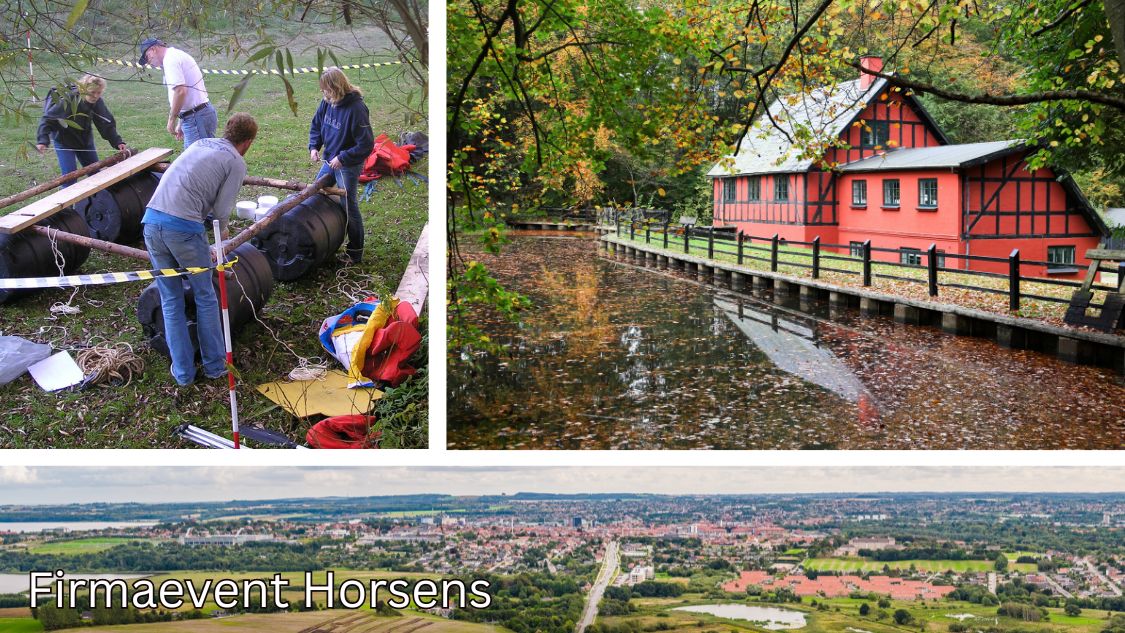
1106, 0, 1125, 72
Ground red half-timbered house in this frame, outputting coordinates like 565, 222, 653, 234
708, 57, 1109, 277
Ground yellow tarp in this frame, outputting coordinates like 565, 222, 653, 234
256, 370, 383, 418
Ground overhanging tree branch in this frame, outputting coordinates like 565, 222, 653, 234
848, 61, 1125, 110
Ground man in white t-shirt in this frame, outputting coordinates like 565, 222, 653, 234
138, 37, 217, 147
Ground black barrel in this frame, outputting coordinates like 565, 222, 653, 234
136, 243, 275, 358
77, 171, 159, 244
0, 208, 92, 303
251, 193, 346, 281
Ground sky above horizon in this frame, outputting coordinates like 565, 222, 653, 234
0, 466, 1121, 506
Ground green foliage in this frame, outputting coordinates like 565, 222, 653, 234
632, 581, 686, 598
448, 259, 531, 358
995, 553, 1010, 572
372, 365, 428, 449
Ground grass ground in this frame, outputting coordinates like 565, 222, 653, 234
804, 558, 1037, 573
602, 593, 1112, 633
0, 35, 428, 448
0, 617, 44, 632
608, 229, 1117, 327
46, 609, 506, 633
27, 537, 151, 555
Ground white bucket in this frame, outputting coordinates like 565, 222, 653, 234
253, 207, 270, 222
236, 200, 258, 220
257, 195, 279, 209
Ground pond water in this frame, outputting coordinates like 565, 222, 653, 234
0, 572, 150, 594
0, 521, 158, 533
447, 232, 1125, 449
673, 604, 807, 629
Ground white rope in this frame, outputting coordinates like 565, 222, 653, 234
44, 227, 82, 316
287, 357, 329, 381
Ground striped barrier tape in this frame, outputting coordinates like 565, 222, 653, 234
0, 257, 239, 290
19, 48, 406, 75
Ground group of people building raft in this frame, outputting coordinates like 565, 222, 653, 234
34, 38, 376, 387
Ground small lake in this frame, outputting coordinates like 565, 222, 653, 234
0, 572, 150, 594
0, 521, 158, 533
447, 233, 1125, 449
673, 604, 808, 629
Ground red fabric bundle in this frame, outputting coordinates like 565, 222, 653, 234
359, 134, 414, 183
306, 415, 381, 449
361, 301, 421, 387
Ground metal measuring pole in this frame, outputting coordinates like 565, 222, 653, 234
212, 220, 240, 449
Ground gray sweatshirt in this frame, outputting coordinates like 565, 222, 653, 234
146, 137, 246, 235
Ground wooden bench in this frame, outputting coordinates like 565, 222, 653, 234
1063, 248, 1125, 331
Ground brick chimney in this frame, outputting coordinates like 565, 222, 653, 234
859, 55, 883, 90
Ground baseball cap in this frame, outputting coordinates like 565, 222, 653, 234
137, 38, 165, 66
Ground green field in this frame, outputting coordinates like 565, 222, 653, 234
0, 617, 45, 633
28, 537, 152, 555
804, 557, 1037, 573
0, 23, 428, 448
602, 593, 1113, 633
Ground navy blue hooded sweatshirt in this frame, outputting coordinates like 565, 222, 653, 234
308, 91, 374, 168
36, 85, 125, 150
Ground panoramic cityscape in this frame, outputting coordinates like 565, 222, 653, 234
0, 468, 1121, 633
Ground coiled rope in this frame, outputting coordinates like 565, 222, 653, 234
77, 342, 145, 387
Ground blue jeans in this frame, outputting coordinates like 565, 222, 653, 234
316, 162, 363, 260
142, 223, 226, 385
180, 103, 217, 148
54, 138, 98, 187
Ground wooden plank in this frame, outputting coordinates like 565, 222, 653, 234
1086, 248, 1125, 260
395, 223, 429, 315
0, 148, 173, 234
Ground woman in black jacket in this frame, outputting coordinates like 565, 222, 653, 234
308, 67, 374, 264
36, 75, 127, 186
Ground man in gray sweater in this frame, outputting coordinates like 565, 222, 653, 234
142, 113, 257, 386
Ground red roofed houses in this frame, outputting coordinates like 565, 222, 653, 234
723, 570, 956, 601
708, 57, 1109, 278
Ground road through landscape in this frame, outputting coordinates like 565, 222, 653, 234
577, 540, 620, 633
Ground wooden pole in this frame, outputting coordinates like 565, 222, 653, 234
28, 225, 150, 261
150, 163, 345, 196
223, 173, 336, 256
0, 149, 136, 211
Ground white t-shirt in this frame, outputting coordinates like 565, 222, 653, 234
162, 47, 209, 112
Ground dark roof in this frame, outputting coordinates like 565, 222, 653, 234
838, 141, 1024, 172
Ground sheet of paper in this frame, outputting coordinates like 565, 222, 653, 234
27, 351, 85, 391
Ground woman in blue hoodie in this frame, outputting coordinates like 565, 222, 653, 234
36, 75, 128, 186
309, 67, 375, 264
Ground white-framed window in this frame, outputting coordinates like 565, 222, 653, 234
1047, 245, 1076, 270
852, 180, 867, 206
918, 178, 938, 208
747, 176, 761, 201
723, 178, 736, 202
883, 179, 900, 207
774, 176, 789, 201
